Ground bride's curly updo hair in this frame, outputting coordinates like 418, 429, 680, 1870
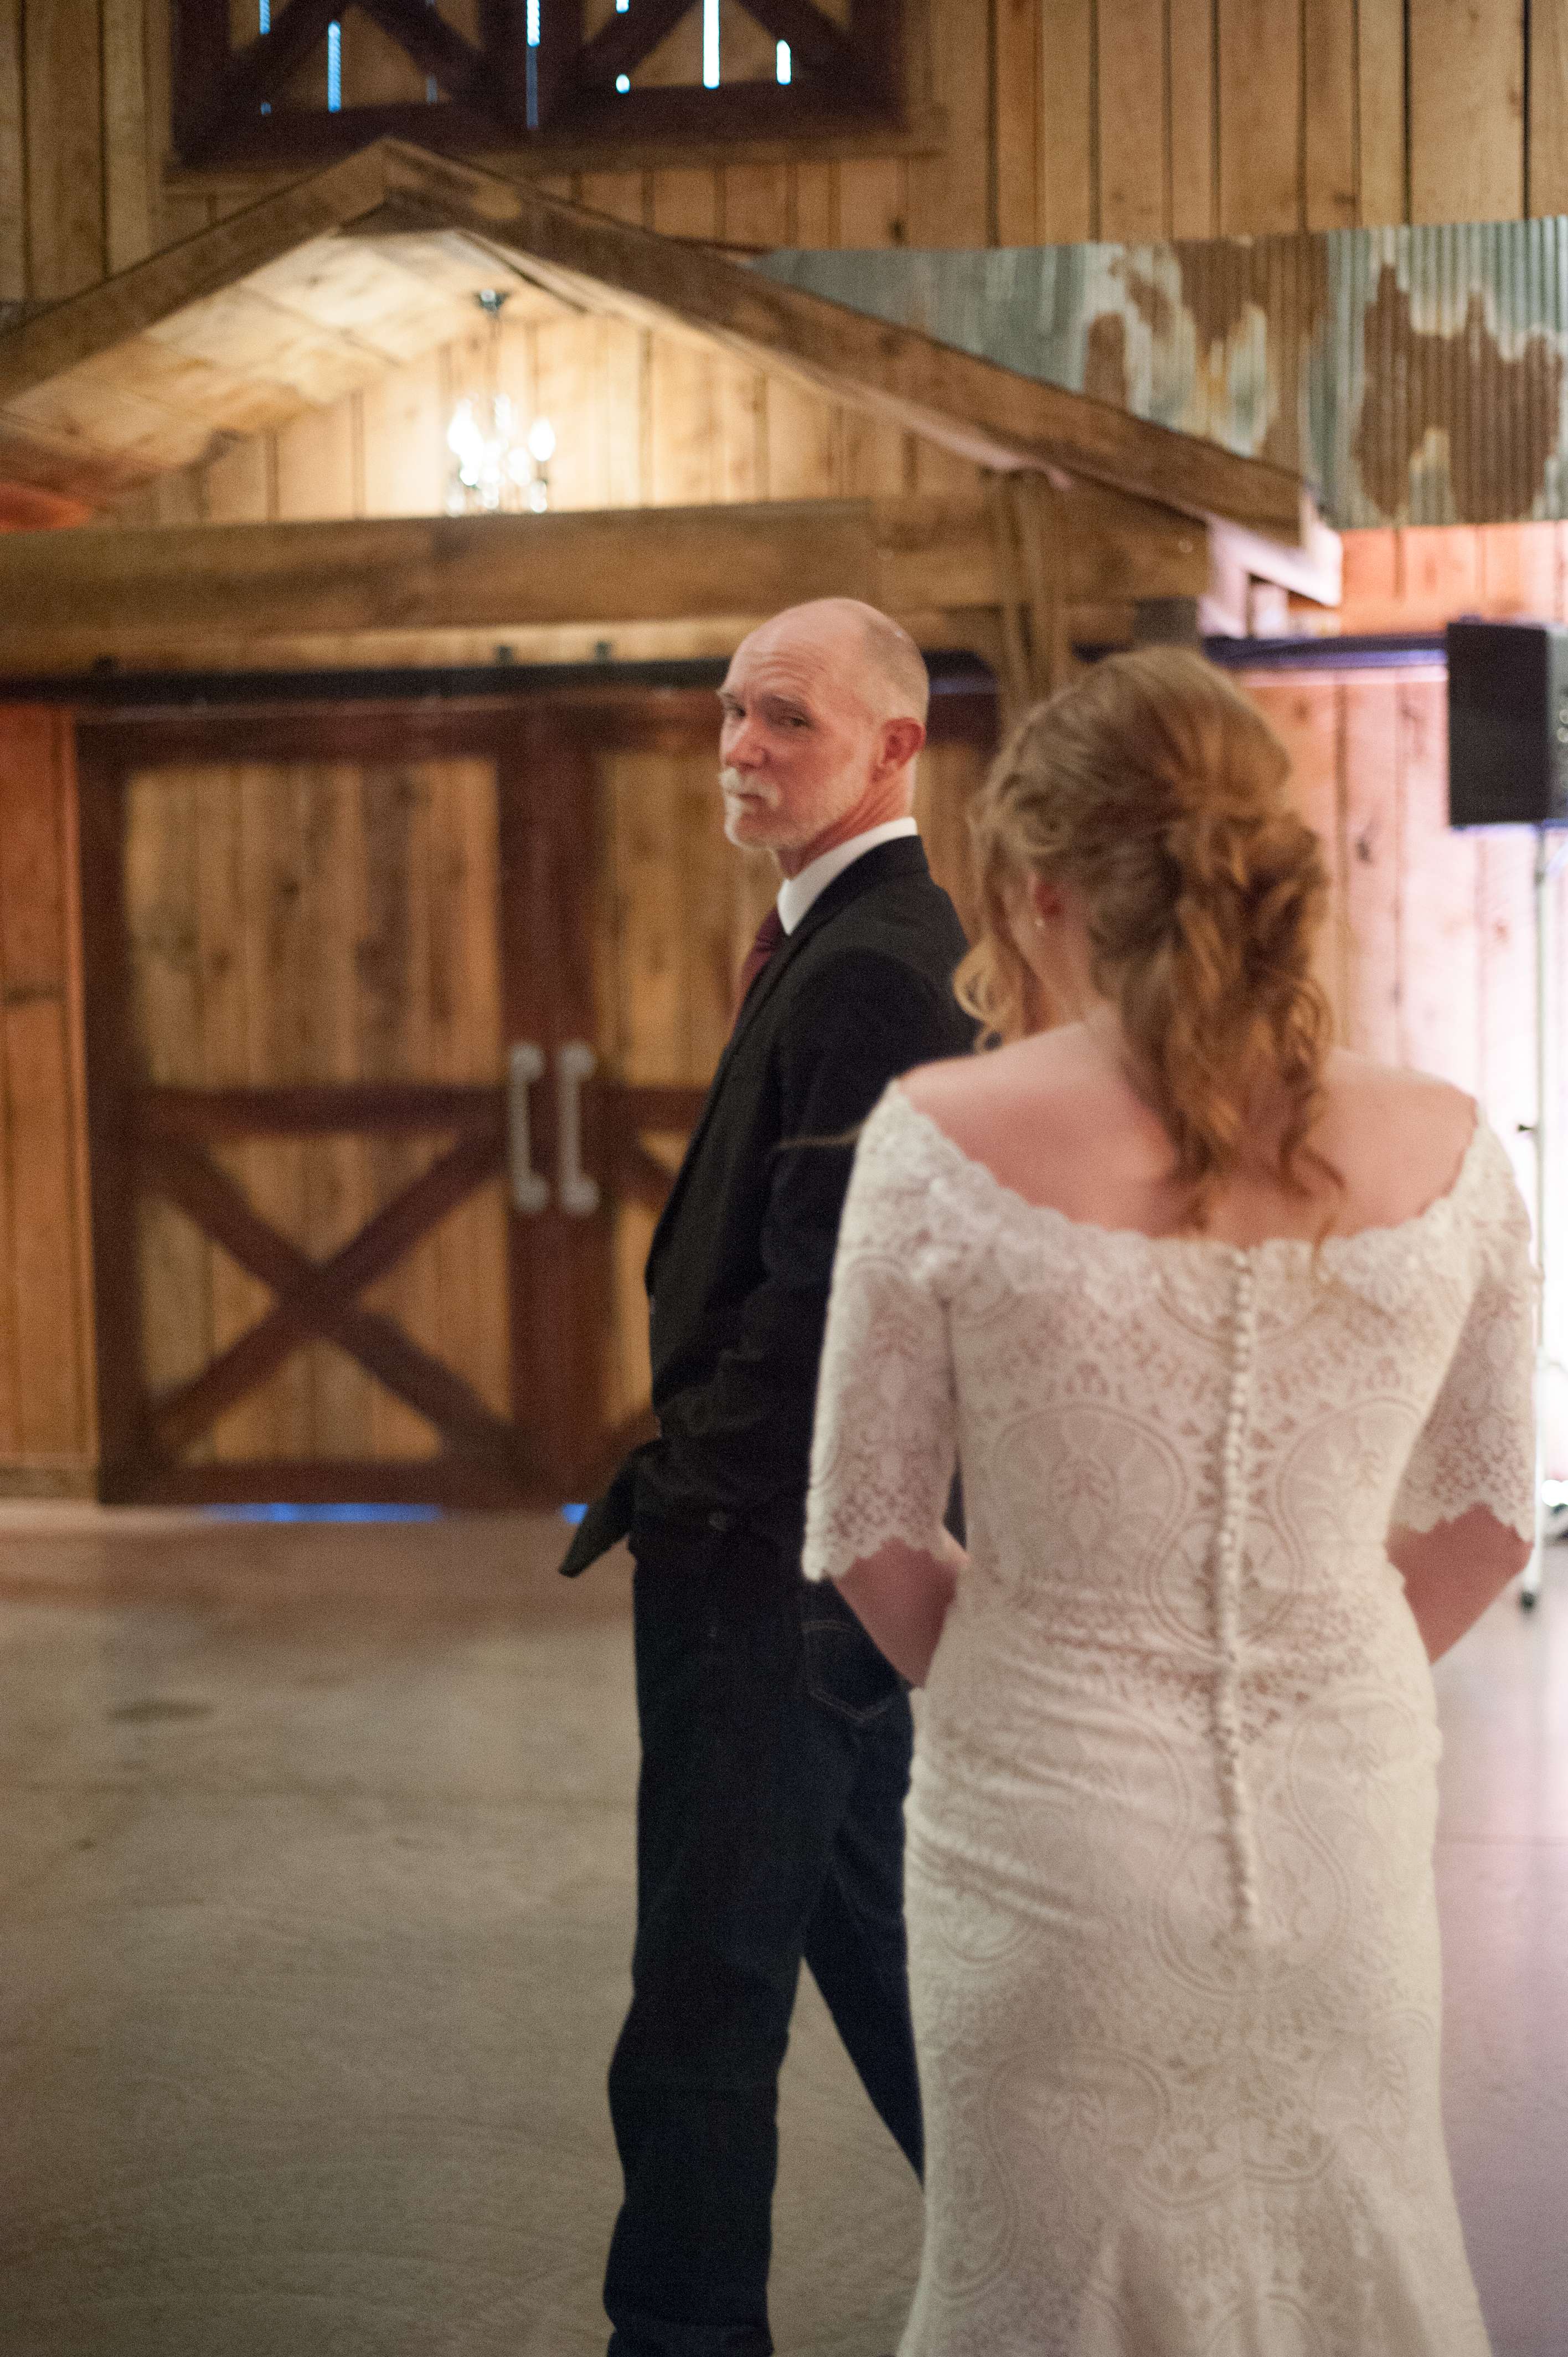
956, 646, 1336, 1222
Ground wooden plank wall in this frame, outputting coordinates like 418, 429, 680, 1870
0, 709, 96, 1491
7, 1, 1568, 316
123, 754, 508, 1465
1251, 666, 1567, 1479
1332, 522, 1568, 634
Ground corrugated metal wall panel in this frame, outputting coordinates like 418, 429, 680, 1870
756, 223, 1568, 528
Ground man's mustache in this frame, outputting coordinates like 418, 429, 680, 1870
720, 767, 782, 810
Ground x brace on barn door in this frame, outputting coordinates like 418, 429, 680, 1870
135, 1088, 523, 1473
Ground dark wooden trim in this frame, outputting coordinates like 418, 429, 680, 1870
180, 0, 341, 164
618, 1084, 709, 1131
171, 1, 909, 169
356, 0, 486, 94
729, 0, 874, 89
171, 0, 233, 147
540, 81, 895, 147
138, 1083, 503, 1139
74, 737, 150, 1492
573, 0, 702, 86
74, 694, 723, 766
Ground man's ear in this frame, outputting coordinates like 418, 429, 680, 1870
879, 717, 926, 775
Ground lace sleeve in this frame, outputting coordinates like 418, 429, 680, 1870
1391, 1125, 1539, 1544
803, 1086, 958, 1584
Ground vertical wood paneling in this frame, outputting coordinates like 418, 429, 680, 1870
994, 0, 1042, 244
792, 162, 835, 247
1530, 0, 1568, 217
273, 402, 359, 521
1302, 0, 1358, 229
1396, 679, 1479, 1087
126, 766, 212, 1423
427, 760, 507, 1424
650, 167, 719, 240
360, 351, 447, 517
1167, 0, 1216, 235
719, 162, 791, 246
1409, 0, 1525, 224
576, 172, 648, 226
14, 0, 1568, 342
102, 0, 154, 272
1038, 0, 1097, 239
1097, 0, 1168, 240
907, 0, 991, 244
651, 337, 719, 505
24, 0, 106, 296
0, 712, 94, 1469
836, 156, 906, 246
1216, 0, 1302, 233
196, 763, 277, 1463
0, 3, 29, 299
1475, 829, 1538, 1202
1338, 676, 1402, 1060
1356, 0, 1407, 226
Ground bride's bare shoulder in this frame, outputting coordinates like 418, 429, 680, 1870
1316, 1052, 1480, 1221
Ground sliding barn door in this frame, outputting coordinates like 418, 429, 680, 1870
76, 691, 992, 1509
78, 706, 595, 1506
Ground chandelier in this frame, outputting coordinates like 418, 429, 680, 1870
445, 289, 556, 516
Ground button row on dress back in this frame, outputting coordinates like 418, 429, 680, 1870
1213, 1252, 1260, 1933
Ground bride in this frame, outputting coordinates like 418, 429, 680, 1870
803, 649, 1536, 2355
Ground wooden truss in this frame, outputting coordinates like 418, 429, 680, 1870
172, 0, 907, 171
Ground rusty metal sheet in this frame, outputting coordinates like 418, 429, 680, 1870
756, 222, 1568, 529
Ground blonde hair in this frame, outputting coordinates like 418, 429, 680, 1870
956, 647, 1337, 1225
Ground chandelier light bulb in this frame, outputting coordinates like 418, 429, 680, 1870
444, 296, 559, 515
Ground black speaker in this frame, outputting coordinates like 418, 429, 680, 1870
1447, 619, 1568, 828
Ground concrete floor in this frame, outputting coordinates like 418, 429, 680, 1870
0, 1510, 1562, 2357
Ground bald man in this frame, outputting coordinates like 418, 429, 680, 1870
561, 600, 974, 2356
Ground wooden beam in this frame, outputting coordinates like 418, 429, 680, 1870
0, 146, 395, 411
368, 142, 1306, 538
0, 491, 1211, 667
0, 140, 1302, 537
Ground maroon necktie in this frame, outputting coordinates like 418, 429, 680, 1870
733, 905, 786, 1018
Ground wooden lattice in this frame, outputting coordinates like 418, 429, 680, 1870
172, 1, 908, 169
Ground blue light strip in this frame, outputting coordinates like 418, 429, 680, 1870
203, 1503, 441, 1524
527, 0, 540, 42
259, 0, 271, 31
776, 39, 791, 83
703, 0, 719, 86
326, 19, 341, 109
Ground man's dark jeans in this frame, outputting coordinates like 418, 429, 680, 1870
604, 1538, 923, 2357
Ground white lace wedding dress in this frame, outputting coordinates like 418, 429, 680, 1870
803, 1082, 1538, 2357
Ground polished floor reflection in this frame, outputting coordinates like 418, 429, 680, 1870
0, 1509, 1561, 2357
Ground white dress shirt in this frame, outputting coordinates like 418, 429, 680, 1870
775, 817, 920, 935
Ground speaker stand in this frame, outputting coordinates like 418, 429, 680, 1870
1522, 829, 1568, 1609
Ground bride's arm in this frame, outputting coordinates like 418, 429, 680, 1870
837, 1529, 966, 1687
1386, 1507, 1531, 1662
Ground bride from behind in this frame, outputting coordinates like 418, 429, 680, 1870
803, 649, 1536, 2356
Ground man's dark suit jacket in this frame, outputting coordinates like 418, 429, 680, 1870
561, 836, 973, 1578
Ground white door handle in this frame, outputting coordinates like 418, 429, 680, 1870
508, 1042, 549, 1214
556, 1041, 601, 1217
